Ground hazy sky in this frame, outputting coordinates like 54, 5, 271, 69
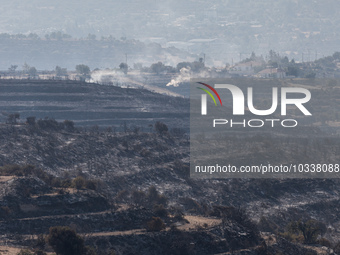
0, 0, 339, 66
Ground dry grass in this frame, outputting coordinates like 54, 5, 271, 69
0, 176, 15, 183
177, 215, 221, 230
0, 245, 23, 255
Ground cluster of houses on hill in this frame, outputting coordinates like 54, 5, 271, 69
228, 61, 287, 79
226, 53, 340, 79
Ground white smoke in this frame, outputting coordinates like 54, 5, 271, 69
90, 69, 183, 97
166, 67, 191, 87
166, 67, 213, 87
89, 69, 128, 86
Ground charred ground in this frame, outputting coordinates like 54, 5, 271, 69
0, 80, 339, 254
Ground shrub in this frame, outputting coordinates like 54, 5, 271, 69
146, 186, 167, 207
334, 241, 340, 254
84, 180, 97, 190
147, 186, 158, 201
37, 118, 60, 130
258, 216, 279, 233
35, 234, 46, 250
170, 127, 186, 137
287, 220, 326, 244
154, 121, 168, 135
318, 237, 332, 247
0, 206, 11, 219
140, 148, 151, 157
115, 190, 129, 202
26, 116, 36, 125
173, 160, 189, 178
132, 190, 146, 206
63, 120, 75, 131
173, 213, 186, 222
153, 204, 168, 217
34, 251, 47, 255
47, 226, 85, 255
17, 250, 34, 255
17, 250, 46, 255
254, 241, 268, 255
7, 113, 20, 125
72, 176, 86, 190
181, 197, 202, 213
146, 217, 166, 232
85, 246, 97, 255
279, 231, 304, 243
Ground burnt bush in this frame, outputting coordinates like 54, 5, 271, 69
173, 160, 189, 178
0, 206, 11, 219
47, 226, 86, 255
63, 120, 75, 131
334, 241, 340, 254
26, 116, 36, 125
258, 216, 279, 233
153, 204, 168, 217
37, 118, 62, 130
72, 176, 86, 190
286, 219, 327, 244
154, 121, 168, 135
210, 206, 261, 250
317, 237, 332, 247
146, 217, 166, 232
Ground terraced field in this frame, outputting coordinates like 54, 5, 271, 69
0, 79, 189, 129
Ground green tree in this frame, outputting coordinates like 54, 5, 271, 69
87, 34, 96, 40
28, 67, 37, 77
23, 62, 30, 73
150, 61, 165, 74
55, 66, 67, 77
28, 33, 39, 40
49, 31, 64, 40
0, 33, 10, 40
75, 64, 90, 76
47, 226, 85, 255
119, 62, 128, 74
287, 66, 299, 77
8, 65, 18, 72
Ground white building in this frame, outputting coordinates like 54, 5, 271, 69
228, 61, 262, 76
256, 68, 286, 79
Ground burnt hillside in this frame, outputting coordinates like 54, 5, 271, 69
0, 79, 189, 128
0, 80, 339, 254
